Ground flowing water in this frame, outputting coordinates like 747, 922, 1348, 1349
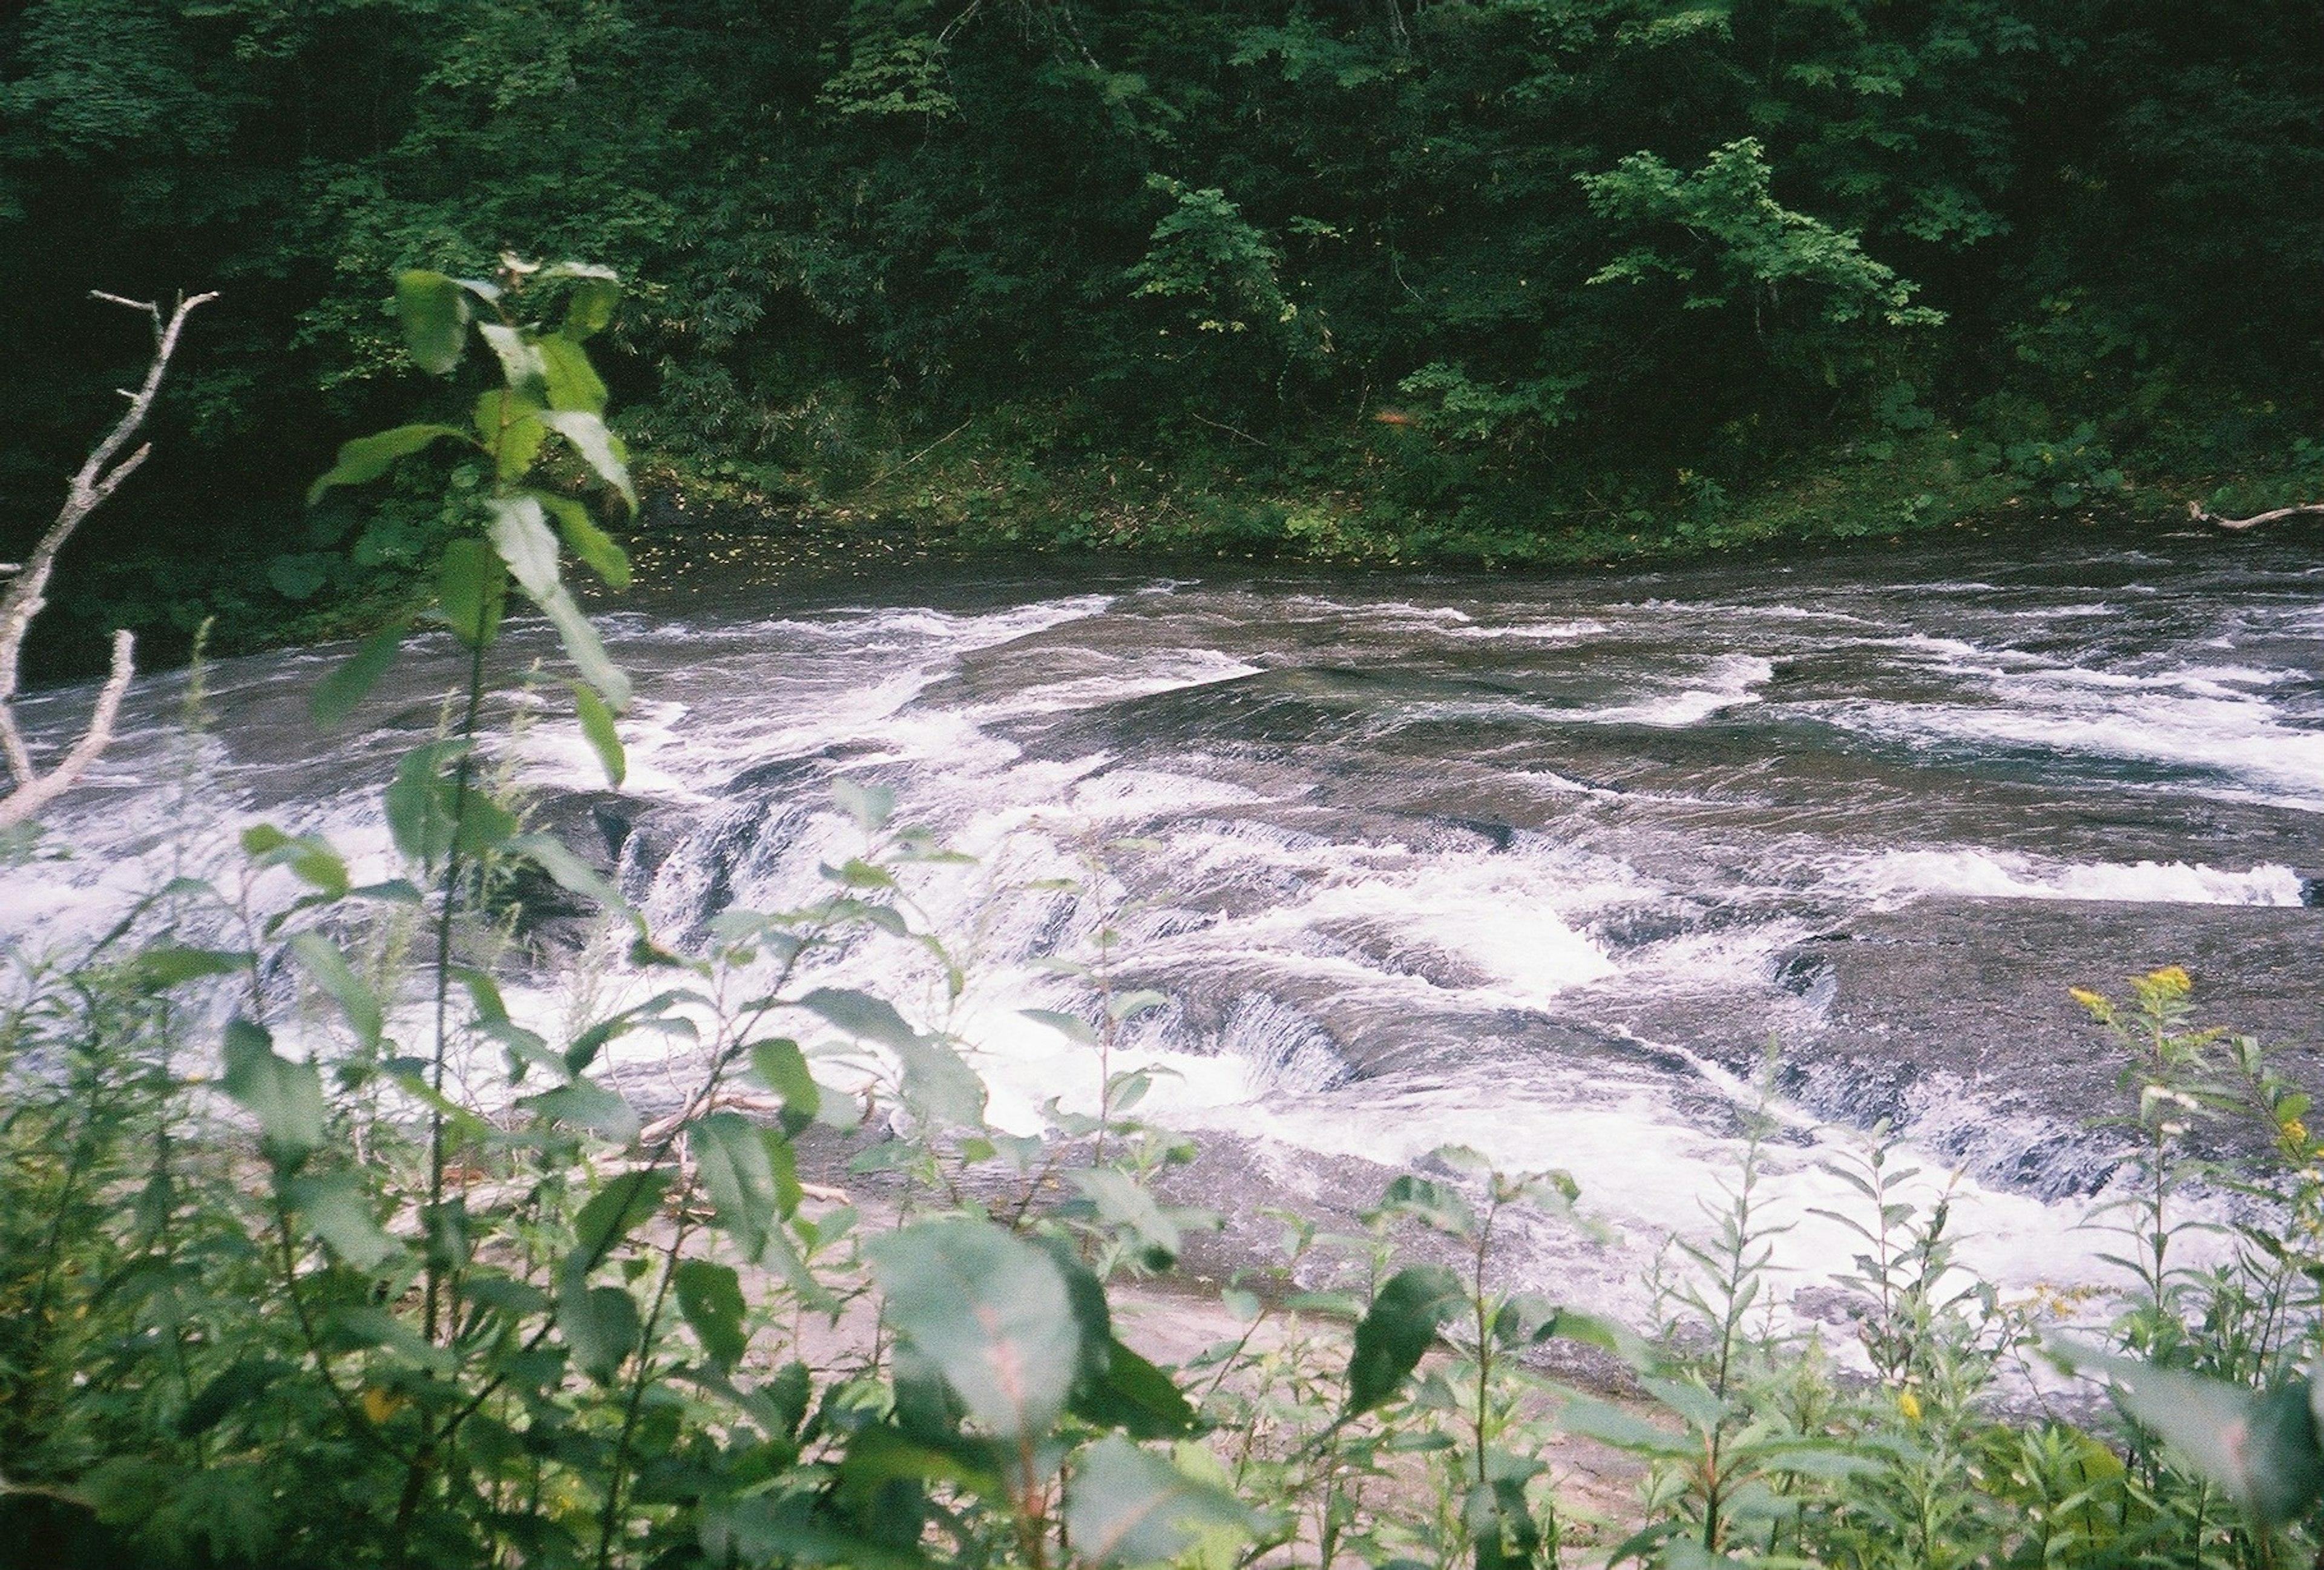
8, 527, 2322, 1325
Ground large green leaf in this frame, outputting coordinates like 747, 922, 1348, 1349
549, 263, 621, 340
1065, 1436, 1256, 1566
523, 1079, 641, 1143
691, 1111, 802, 1260
568, 1170, 672, 1274
282, 1172, 398, 1272
306, 424, 470, 504
569, 680, 626, 787
438, 537, 507, 649
395, 270, 470, 375
1374, 1174, 1476, 1240
1345, 1264, 1465, 1417
383, 741, 516, 867
562, 1278, 642, 1384
471, 387, 548, 481
288, 930, 382, 1049
309, 617, 410, 726
674, 1259, 749, 1366
1076, 1339, 1198, 1440
703, 1494, 928, 1570
538, 332, 609, 413
865, 1219, 1078, 1441
506, 831, 632, 927
1071, 1168, 1182, 1264
479, 321, 548, 401
536, 490, 631, 588
2110, 1362, 2324, 1525
487, 494, 561, 598
748, 1039, 821, 1135
540, 409, 636, 511
221, 1019, 325, 1172
801, 988, 986, 1128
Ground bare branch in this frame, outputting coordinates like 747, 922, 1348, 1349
0, 289, 216, 824
2187, 498, 2324, 533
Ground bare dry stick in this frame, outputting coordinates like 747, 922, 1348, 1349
0, 288, 217, 829
2187, 498, 2324, 533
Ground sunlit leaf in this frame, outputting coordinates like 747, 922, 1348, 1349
865, 1219, 1077, 1440
1065, 1436, 1255, 1566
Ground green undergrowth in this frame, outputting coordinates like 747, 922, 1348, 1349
646, 407, 2306, 581
8, 266, 2324, 1570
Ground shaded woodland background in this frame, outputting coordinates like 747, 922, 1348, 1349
5, 0, 2322, 669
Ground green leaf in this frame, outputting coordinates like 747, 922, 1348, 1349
568, 680, 626, 787
568, 1170, 672, 1272
479, 321, 548, 401
2110, 1362, 2324, 1525
1465, 1468, 1543, 1570
703, 1495, 928, 1570
438, 537, 507, 649
283, 1172, 398, 1272
288, 930, 382, 1049
487, 494, 561, 599
384, 742, 465, 865
833, 778, 896, 832
691, 1111, 802, 1260
221, 1018, 325, 1172
548, 264, 621, 340
1558, 1396, 1692, 1456
865, 1218, 1078, 1440
523, 1080, 641, 1143
538, 333, 609, 414
1374, 1174, 1475, 1240
749, 1039, 821, 1135
1071, 1168, 1182, 1264
130, 945, 251, 990
506, 831, 632, 926
536, 490, 630, 588
395, 270, 470, 375
1108, 989, 1172, 1023
536, 579, 632, 709
801, 988, 985, 1127
310, 618, 409, 727
306, 424, 470, 504
177, 1359, 289, 1439
475, 389, 548, 479
562, 1278, 642, 1384
1345, 1264, 1464, 1417
1065, 1436, 1256, 1566
1077, 1339, 1198, 1439
540, 410, 636, 511
674, 1259, 749, 1366
1022, 1008, 1098, 1046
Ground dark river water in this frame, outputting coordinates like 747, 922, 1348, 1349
9, 527, 2321, 1322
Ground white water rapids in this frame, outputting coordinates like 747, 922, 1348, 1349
6, 530, 2320, 1330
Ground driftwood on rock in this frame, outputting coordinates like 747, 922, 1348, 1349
0, 289, 215, 830
2188, 498, 2324, 533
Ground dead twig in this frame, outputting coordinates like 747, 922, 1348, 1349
2187, 498, 2324, 533
0, 288, 217, 829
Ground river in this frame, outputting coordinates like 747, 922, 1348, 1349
8, 525, 2320, 1325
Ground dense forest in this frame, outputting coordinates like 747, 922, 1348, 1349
4, 0, 2322, 670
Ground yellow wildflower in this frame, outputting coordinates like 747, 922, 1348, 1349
1898, 1390, 1923, 1422
2283, 1118, 2308, 1148
2144, 965, 2192, 997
